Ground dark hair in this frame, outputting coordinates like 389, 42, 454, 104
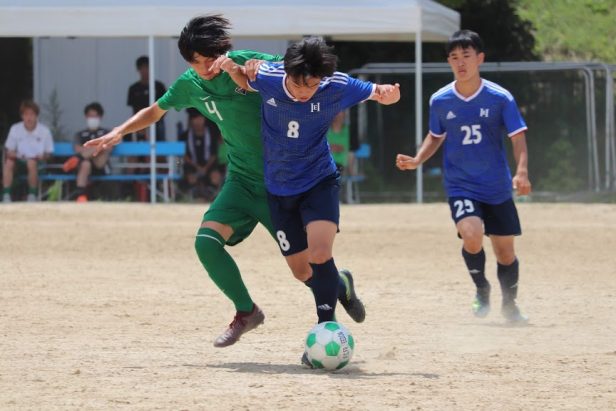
19, 100, 39, 116
136, 55, 149, 69
178, 15, 232, 62
186, 107, 203, 119
84, 102, 104, 116
283, 37, 337, 81
446, 30, 484, 55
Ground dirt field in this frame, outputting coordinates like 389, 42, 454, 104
1, 202, 615, 410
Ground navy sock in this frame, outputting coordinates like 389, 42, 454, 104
462, 248, 488, 288
309, 258, 339, 323
306, 273, 348, 301
498, 259, 519, 303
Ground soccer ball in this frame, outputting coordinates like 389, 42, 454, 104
304, 321, 354, 370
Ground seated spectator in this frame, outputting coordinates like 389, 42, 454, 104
63, 102, 111, 202
2, 100, 54, 202
179, 108, 222, 201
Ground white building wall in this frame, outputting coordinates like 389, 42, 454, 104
34, 37, 288, 141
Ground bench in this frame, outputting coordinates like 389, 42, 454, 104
40, 141, 185, 202
341, 143, 371, 204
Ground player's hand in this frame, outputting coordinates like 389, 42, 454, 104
375, 83, 401, 105
212, 55, 242, 75
512, 172, 532, 196
395, 154, 420, 170
244, 59, 263, 82
83, 128, 122, 156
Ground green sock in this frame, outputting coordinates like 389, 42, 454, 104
194, 227, 254, 313
28, 186, 37, 195
2, 187, 10, 195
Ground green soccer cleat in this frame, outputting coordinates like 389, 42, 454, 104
472, 283, 491, 318
338, 269, 366, 323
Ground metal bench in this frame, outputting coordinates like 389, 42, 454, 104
40, 141, 185, 202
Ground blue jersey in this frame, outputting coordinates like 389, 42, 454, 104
248, 62, 375, 196
429, 79, 528, 204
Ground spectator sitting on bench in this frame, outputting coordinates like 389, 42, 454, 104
179, 108, 222, 201
3, 100, 54, 203
63, 102, 110, 202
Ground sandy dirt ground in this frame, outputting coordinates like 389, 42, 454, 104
1, 202, 615, 410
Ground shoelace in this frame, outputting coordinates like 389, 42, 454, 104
228, 314, 246, 329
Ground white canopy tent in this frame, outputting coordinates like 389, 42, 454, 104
0, 0, 460, 203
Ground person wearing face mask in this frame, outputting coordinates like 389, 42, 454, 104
63, 102, 110, 202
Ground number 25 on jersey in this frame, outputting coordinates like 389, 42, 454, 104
461, 124, 482, 145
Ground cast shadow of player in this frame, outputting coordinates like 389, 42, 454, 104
205, 361, 439, 380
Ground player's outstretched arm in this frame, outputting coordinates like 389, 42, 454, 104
84, 104, 167, 156
371, 83, 401, 105
396, 133, 444, 171
511, 132, 532, 195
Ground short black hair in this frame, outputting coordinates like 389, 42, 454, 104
84, 102, 104, 116
283, 37, 337, 81
136, 56, 149, 69
446, 30, 484, 55
186, 107, 203, 119
178, 15, 232, 62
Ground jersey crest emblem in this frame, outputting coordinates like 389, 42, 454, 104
234, 87, 247, 96
267, 98, 278, 107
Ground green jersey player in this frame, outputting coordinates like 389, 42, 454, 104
85, 15, 365, 348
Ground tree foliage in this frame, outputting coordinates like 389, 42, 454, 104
517, 0, 616, 62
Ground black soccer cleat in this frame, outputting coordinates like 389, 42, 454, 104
301, 352, 315, 369
338, 269, 366, 323
501, 300, 529, 324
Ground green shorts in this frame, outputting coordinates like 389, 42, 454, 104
202, 173, 276, 246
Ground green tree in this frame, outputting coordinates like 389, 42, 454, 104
517, 0, 616, 62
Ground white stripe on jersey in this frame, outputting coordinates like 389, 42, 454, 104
429, 82, 454, 105
259, 72, 285, 77
507, 126, 528, 137
484, 80, 514, 101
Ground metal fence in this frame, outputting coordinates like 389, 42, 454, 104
349, 62, 616, 202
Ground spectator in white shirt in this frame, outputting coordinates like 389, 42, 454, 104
3, 100, 54, 202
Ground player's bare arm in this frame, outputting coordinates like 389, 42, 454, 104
511, 132, 531, 195
84, 103, 167, 156
396, 133, 445, 170
371, 83, 401, 105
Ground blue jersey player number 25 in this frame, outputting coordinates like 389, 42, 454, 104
397, 30, 531, 324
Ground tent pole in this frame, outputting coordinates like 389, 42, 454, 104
415, 30, 423, 203
148, 35, 156, 204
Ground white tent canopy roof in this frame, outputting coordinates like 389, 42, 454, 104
0, 0, 459, 41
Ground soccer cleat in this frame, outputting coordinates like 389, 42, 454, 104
62, 156, 80, 172
2, 193, 11, 203
76, 194, 88, 203
26, 193, 37, 202
213, 304, 265, 347
472, 283, 491, 318
338, 269, 366, 323
501, 300, 529, 324
301, 352, 315, 369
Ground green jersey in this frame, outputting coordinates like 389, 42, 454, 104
157, 50, 281, 185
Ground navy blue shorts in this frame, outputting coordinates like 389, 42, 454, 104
267, 173, 340, 256
448, 197, 521, 236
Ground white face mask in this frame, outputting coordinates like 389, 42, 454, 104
86, 117, 101, 130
